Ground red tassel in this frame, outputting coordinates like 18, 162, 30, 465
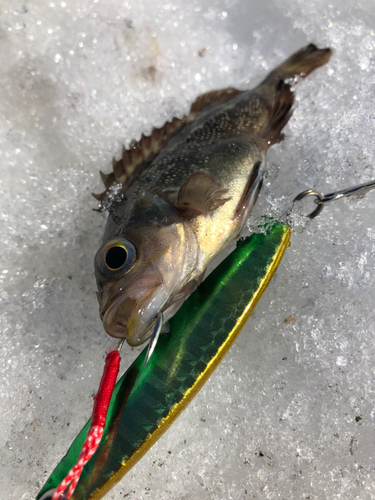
52, 350, 121, 500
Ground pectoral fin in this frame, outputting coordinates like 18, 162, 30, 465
174, 170, 231, 218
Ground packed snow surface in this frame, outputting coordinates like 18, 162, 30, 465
1, 0, 375, 499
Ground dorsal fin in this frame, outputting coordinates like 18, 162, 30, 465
93, 116, 187, 202
190, 87, 243, 113
93, 88, 243, 205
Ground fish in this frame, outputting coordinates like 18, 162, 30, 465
94, 43, 331, 348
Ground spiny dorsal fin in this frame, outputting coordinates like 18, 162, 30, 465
190, 88, 243, 114
175, 170, 231, 218
100, 170, 115, 190
115, 116, 188, 187
92, 191, 107, 202
93, 116, 187, 202
93, 89, 243, 205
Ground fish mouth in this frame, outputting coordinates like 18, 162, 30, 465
102, 292, 162, 346
130, 317, 159, 346
102, 294, 136, 339
100, 266, 171, 345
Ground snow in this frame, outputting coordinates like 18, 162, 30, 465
1, 0, 375, 499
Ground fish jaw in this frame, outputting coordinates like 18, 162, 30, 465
101, 265, 164, 342
101, 260, 197, 346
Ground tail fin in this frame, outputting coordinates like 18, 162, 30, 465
262, 43, 332, 86
260, 44, 331, 147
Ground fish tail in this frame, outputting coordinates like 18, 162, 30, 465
262, 43, 332, 85
259, 44, 331, 146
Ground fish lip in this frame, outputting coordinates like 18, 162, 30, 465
100, 291, 120, 320
102, 293, 134, 339
100, 264, 166, 342
102, 292, 161, 344
132, 319, 157, 346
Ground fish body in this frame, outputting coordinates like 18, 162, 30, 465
94, 44, 331, 346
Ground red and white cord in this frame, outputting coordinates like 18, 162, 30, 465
52, 348, 121, 500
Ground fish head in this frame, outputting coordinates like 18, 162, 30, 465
95, 191, 199, 346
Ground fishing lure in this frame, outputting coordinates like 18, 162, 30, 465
36, 43, 374, 499
36, 179, 375, 500
38, 221, 291, 500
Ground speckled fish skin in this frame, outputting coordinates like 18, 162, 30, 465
94, 44, 331, 346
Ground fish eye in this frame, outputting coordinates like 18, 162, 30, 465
95, 238, 137, 278
105, 245, 127, 270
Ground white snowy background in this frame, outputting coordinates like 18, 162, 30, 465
1, 0, 375, 499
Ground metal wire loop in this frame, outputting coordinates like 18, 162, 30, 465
293, 189, 324, 219
294, 179, 375, 219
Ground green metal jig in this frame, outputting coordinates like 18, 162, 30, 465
37, 178, 375, 500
